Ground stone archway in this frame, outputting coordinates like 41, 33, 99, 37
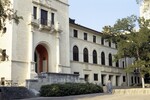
34, 44, 48, 73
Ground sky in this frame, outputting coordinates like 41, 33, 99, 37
69, 0, 140, 32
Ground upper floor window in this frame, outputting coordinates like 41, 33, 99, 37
115, 43, 118, 48
101, 52, 105, 65
73, 46, 79, 61
83, 48, 88, 62
122, 61, 125, 68
51, 12, 55, 25
108, 53, 112, 66
109, 41, 111, 47
101, 37, 104, 45
93, 35, 96, 43
116, 60, 119, 67
84, 33, 87, 40
73, 29, 78, 38
33, 6, 37, 19
41, 9, 48, 25
93, 50, 97, 64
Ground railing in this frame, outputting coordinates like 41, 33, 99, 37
31, 16, 54, 30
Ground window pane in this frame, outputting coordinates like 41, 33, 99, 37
84, 33, 87, 40
41, 9, 48, 25
73, 46, 79, 61
51, 13, 55, 25
93, 35, 96, 43
83, 48, 88, 62
101, 52, 105, 65
93, 50, 97, 64
109, 53, 112, 66
73, 29, 78, 37
33, 6, 37, 19
94, 74, 98, 81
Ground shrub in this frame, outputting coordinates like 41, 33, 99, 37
40, 83, 103, 97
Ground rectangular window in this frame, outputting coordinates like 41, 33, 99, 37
51, 13, 55, 25
94, 73, 98, 81
93, 35, 96, 43
74, 72, 79, 75
33, 6, 37, 19
123, 76, 126, 82
41, 9, 48, 25
84, 33, 87, 40
109, 41, 111, 47
101, 37, 104, 45
73, 29, 78, 38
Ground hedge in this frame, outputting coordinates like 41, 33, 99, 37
40, 83, 103, 97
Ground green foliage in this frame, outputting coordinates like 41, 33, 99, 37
40, 83, 103, 97
0, 0, 23, 33
102, 15, 150, 77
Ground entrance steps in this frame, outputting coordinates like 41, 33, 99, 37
113, 88, 150, 95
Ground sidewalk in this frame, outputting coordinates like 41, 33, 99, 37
21, 93, 150, 100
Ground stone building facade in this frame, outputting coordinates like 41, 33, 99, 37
0, 0, 140, 87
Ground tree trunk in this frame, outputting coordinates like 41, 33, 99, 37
141, 76, 145, 88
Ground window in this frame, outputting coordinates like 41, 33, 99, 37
33, 6, 37, 19
84, 74, 89, 82
131, 76, 134, 83
138, 77, 140, 83
74, 72, 79, 75
93, 50, 97, 64
41, 9, 48, 25
123, 76, 126, 82
122, 61, 125, 68
116, 60, 119, 67
135, 77, 137, 83
101, 37, 104, 45
94, 74, 98, 81
93, 35, 96, 43
101, 52, 105, 65
109, 41, 111, 47
115, 43, 118, 48
84, 33, 87, 40
73, 29, 78, 37
83, 48, 88, 62
73, 46, 79, 61
109, 53, 112, 66
51, 13, 55, 25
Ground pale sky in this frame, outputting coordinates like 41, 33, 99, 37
69, 0, 140, 31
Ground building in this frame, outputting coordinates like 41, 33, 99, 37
0, 0, 140, 87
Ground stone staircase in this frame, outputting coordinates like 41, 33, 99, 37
0, 87, 35, 99
113, 88, 150, 95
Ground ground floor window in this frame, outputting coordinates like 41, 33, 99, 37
94, 73, 98, 81
123, 76, 126, 82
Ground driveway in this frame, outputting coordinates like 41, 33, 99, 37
21, 93, 150, 100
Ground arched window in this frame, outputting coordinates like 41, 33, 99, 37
73, 46, 79, 61
93, 50, 97, 64
101, 52, 105, 65
116, 60, 119, 67
109, 53, 112, 66
83, 48, 88, 62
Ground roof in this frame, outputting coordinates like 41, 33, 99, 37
69, 18, 103, 35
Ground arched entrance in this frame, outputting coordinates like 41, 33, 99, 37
34, 44, 48, 73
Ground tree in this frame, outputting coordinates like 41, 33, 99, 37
102, 15, 150, 88
0, 0, 22, 61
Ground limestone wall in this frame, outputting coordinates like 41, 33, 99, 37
26, 72, 79, 91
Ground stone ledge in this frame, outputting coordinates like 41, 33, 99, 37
113, 88, 150, 95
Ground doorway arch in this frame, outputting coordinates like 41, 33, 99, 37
34, 44, 48, 73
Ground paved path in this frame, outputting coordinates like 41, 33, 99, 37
22, 93, 150, 100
